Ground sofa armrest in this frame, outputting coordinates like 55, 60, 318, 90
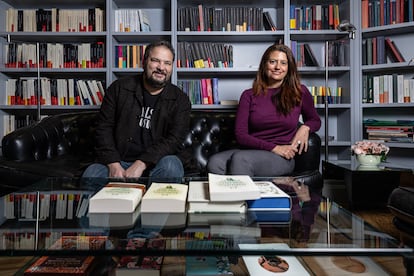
2, 111, 98, 162
293, 132, 321, 174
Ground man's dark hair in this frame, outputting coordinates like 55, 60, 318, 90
143, 40, 175, 66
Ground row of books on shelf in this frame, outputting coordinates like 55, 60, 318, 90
2, 114, 37, 136
362, 36, 405, 65
364, 120, 414, 143
289, 4, 340, 31
5, 7, 105, 32
114, 44, 146, 69
177, 5, 275, 32
4, 42, 105, 69
308, 86, 344, 105
5, 78, 106, 106
176, 42, 233, 68
361, 0, 414, 29
362, 74, 414, 104
3, 191, 93, 221
177, 78, 219, 105
291, 40, 346, 67
114, 9, 151, 32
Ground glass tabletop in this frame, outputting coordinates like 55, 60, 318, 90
0, 176, 411, 260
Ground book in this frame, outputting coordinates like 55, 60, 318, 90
88, 207, 140, 229
88, 182, 146, 213
187, 212, 247, 226
247, 210, 291, 224
185, 240, 233, 276
187, 181, 246, 213
208, 173, 261, 202
238, 243, 310, 275
140, 183, 188, 213
24, 255, 97, 276
114, 237, 165, 276
246, 181, 291, 211
186, 255, 233, 275
141, 212, 187, 229
24, 236, 105, 275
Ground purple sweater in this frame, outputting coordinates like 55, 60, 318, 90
235, 85, 321, 151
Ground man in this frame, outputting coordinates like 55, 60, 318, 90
82, 40, 192, 179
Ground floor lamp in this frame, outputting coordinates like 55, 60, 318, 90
324, 21, 356, 161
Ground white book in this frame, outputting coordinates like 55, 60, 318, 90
140, 182, 188, 213
246, 181, 291, 211
138, 9, 151, 32
239, 243, 310, 275
188, 181, 246, 213
208, 173, 261, 202
88, 182, 146, 213
89, 207, 140, 229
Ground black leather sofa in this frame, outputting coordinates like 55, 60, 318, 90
0, 109, 322, 194
387, 171, 414, 247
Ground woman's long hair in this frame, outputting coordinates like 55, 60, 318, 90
252, 44, 302, 115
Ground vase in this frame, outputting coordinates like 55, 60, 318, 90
356, 154, 382, 167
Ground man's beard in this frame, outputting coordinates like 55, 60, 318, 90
144, 70, 169, 89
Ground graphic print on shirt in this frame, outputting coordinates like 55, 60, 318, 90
139, 106, 153, 130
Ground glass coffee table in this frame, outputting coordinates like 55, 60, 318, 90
0, 177, 412, 275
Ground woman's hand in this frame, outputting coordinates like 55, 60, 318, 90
291, 125, 310, 154
272, 144, 298, 159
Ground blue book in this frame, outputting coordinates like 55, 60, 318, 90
247, 210, 291, 223
246, 181, 291, 211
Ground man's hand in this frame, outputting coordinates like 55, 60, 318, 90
125, 160, 147, 178
108, 162, 125, 178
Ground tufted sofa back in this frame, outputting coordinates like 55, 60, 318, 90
1, 109, 321, 178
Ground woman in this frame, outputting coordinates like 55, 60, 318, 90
207, 44, 321, 176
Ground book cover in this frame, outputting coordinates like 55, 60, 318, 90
88, 182, 146, 213
114, 237, 165, 276
208, 173, 261, 202
187, 181, 246, 213
141, 183, 188, 213
238, 243, 310, 275
24, 255, 97, 276
246, 181, 291, 211
185, 240, 233, 275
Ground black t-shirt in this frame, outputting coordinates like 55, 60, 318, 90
124, 90, 160, 161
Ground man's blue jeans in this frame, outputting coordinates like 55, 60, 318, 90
82, 155, 184, 182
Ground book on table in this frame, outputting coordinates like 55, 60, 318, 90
238, 243, 310, 276
114, 237, 165, 276
140, 182, 188, 213
88, 206, 140, 229
24, 236, 107, 276
208, 173, 261, 202
88, 182, 146, 213
24, 255, 97, 276
246, 181, 291, 211
185, 240, 233, 276
187, 181, 246, 213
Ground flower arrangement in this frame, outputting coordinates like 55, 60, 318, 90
351, 140, 390, 161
